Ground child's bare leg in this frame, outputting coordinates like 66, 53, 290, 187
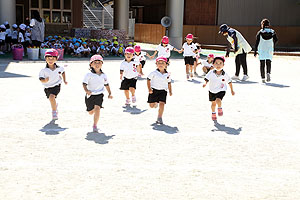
202, 67, 208, 73
185, 64, 190, 74
129, 87, 135, 97
193, 61, 197, 73
93, 105, 101, 126
49, 94, 57, 111
158, 102, 165, 118
149, 103, 157, 108
211, 101, 216, 113
216, 98, 222, 108
124, 90, 130, 99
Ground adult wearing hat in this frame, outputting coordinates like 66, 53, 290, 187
219, 24, 252, 81
30, 10, 45, 47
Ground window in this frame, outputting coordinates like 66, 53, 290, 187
31, 0, 39, 8
43, 0, 50, 9
29, 0, 72, 24
53, 0, 61, 9
64, 0, 71, 9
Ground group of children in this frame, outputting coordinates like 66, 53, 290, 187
39, 34, 235, 132
41, 35, 135, 58
0, 22, 33, 54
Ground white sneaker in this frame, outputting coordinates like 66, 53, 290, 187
52, 111, 58, 120
242, 75, 249, 81
156, 117, 163, 124
231, 75, 239, 80
266, 73, 271, 82
93, 125, 99, 133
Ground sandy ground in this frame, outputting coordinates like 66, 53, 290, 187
0, 55, 300, 200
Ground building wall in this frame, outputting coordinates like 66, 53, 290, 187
218, 0, 300, 26
184, 0, 217, 25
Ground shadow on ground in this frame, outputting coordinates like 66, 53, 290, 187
212, 121, 242, 135
151, 123, 179, 134
123, 105, 147, 115
265, 82, 290, 88
85, 132, 115, 144
39, 120, 68, 135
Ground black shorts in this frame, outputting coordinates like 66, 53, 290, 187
0, 40, 4, 46
5, 36, 12, 43
184, 56, 195, 65
209, 91, 226, 101
44, 84, 61, 98
120, 78, 137, 90
11, 39, 18, 44
147, 88, 167, 104
85, 93, 104, 111
140, 60, 146, 68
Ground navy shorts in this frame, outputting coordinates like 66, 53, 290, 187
209, 91, 226, 101
85, 94, 104, 111
147, 88, 167, 104
120, 78, 137, 90
44, 84, 61, 98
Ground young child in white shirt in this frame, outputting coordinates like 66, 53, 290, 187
199, 54, 214, 77
134, 45, 151, 76
83, 55, 112, 132
178, 34, 197, 79
203, 56, 235, 121
147, 56, 172, 124
39, 49, 67, 120
120, 47, 140, 105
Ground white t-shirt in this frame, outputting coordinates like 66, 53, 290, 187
120, 60, 139, 79
182, 42, 196, 57
30, 19, 36, 26
202, 60, 213, 69
18, 32, 24, 43
39, 65, 65, 88
147, 69, 171, 91
156, 44, 174, 58
82, 46, 91, 52
205, 70, 232, 93
12, 30, 18, 39
6, 29, 12, 37
25, 32, 31, 41
0, 32, 6, 40
83, 72, 108, 95
134, 51, 147, 63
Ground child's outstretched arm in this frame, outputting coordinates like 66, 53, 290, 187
62, 72, 68, 84
39, 77, 49, 83
228, 82, 235, 95
146, 52, 152, 58
147, 79, 153, 94
83, 83, 91, 95
177, 48, 183, 54
105, 85, 113, 99
150, 50, 158, 59
203, 79, 209, 88
168, 83, 172, 96
120, 70, 124, 80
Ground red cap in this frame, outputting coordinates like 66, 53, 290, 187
125, 47, 134, 54
156, 56, 168, 63
134, 45, 141, 52
208, 54, 215, 58
186, 34, 194, 40
44, 49, 58, 58
161, 36, 169, 44
90, 54, 103, 64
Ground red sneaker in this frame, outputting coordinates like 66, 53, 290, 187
218, 108, 223, 116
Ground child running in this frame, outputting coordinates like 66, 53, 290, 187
151, 36, 180, 67
120, 47, 140, 105
147, 56, 172, 124
203, 56, 235, 121
199, 54, 214, 77
83, 55, 113, 132
39, 49, 67, 120
134, 45, 151, 76
178, 34, 197, 79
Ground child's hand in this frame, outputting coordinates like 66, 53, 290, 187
120, 75, 123, 80
203, 83, 207, 88
169, 91, 173, 96
149, 89, 153, 94
86, 90, 92, 95
64, 81, 68, 85
44, 77, 49, 82
108, 94, 113, 99
231, 90, 235, 96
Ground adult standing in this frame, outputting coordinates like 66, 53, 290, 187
219, 24, 252, 81
254, 19, 278, 83
30, 10, 45, 47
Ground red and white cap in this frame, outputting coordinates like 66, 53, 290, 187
90, 54, 103, 64
186, 33, 194, 40
125, 47, 134, 54
161, 36, 169, 44
156, 56, 168, 63
208, 54, 215, 58
44, 49, 59, 58
134, 45, 141, 52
